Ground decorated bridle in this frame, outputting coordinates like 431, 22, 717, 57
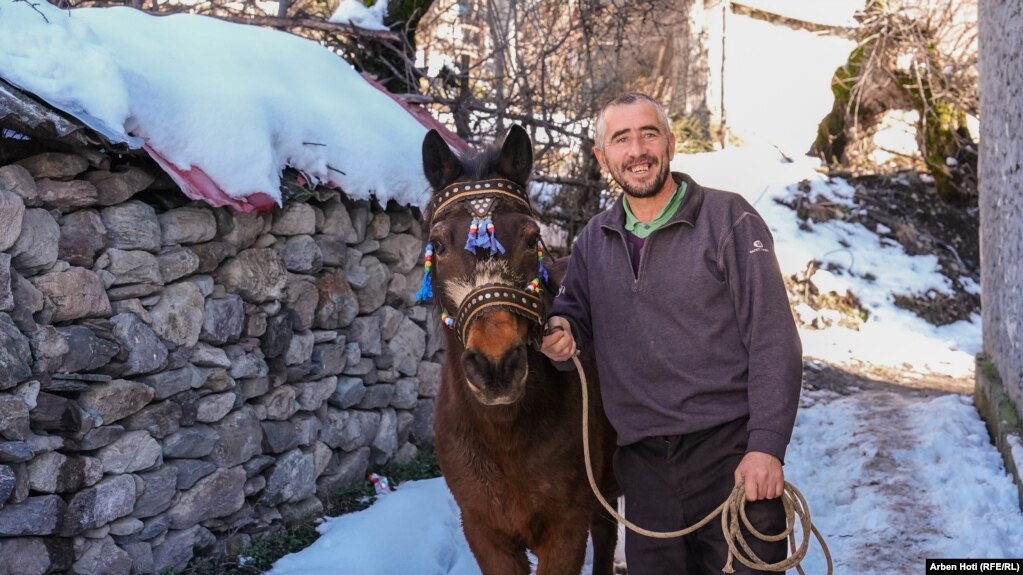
416, 178, 551, 348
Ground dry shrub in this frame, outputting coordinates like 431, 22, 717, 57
812, 0, 978, 202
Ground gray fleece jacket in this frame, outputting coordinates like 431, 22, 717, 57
551, 173, 802, 461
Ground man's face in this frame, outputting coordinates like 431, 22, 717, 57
595, 101, 676, 199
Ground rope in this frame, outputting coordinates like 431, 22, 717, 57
572, 354, 833, 574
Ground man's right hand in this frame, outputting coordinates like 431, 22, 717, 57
541, 316, 577, 362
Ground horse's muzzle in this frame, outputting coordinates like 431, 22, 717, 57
461, 309, 530, 405
461, 343, 528, 405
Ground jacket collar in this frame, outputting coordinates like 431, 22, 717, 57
601, 172, 704, 234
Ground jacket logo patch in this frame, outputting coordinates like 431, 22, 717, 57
749, 240, 770, 254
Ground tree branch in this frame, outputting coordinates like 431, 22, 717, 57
404, 94, 591, 141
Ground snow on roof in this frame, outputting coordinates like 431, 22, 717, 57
0, 0, 436, 211
328, 0, 390, 31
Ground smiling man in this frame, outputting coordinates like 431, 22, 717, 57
542, 92, 803, 574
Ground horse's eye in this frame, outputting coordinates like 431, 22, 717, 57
526, 235, 539, 249
432, 240, 446, 255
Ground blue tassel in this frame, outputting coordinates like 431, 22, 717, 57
538, 260, 550, 283
475, 218, 491, 248
490, 236, 505, 255
416, 271, 433, 302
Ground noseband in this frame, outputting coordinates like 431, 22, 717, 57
417, 178, 550, 349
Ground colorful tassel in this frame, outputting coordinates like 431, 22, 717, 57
537, 244, 550, 283
463, 217, 506, 256
468, 218, 504, 255
464, 219, 479, 254
488, 220, 506, 255
440, 311, 455, 329
415, 243, 434, 301
474, 218, 491, 248
526, 278, 542, 293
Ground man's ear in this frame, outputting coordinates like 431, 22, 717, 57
423, 129, 462, 190
594, 146, 608, 173
497, 125, 533, 186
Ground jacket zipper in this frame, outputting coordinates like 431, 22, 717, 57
613, 220, 687, 292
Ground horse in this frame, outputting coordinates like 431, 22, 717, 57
417, 125, 620, 575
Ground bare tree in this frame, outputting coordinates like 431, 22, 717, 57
416, 0, 703, 244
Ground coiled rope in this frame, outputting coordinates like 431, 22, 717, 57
572, 354, 833, 574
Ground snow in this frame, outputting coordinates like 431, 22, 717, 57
269, 479, 481, 575
329, 0, 390, 31
722, 13, 857, 159
0, 0, 430, 208
789, 392, 1023, 571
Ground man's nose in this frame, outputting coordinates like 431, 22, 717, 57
626, 136, 645, 157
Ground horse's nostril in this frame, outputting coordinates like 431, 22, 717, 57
498, 344, 528, 389
462, 349, 494, 391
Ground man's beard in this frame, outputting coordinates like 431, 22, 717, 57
609, 156, 671, 199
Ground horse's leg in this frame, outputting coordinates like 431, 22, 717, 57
531, 520, 589, 575
464, 523, 531, 575
589, 501, 619, 575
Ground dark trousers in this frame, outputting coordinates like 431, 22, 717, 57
613, 416, 787, 575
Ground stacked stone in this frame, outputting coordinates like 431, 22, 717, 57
0, 152, 442, 575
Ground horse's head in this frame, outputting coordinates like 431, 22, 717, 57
419, 125, 550, 407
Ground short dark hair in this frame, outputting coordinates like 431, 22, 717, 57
594, 92, 672, 151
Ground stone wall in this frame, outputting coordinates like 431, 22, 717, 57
0, 151, 441, 574
979, 1, 1023, 408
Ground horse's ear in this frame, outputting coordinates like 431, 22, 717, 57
497, 125, 533, 186
423, 129, 462, 190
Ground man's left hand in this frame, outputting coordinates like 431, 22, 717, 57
734, 451, 784, 501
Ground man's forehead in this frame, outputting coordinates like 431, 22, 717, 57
604, 101, 662, 129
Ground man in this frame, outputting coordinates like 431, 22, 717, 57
541, 92, 802, 574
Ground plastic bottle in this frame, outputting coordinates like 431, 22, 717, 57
368, 472, 392, 495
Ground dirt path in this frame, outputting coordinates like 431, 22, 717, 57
795, 360, 975, 574
842, 389, 950, 572
804, 358, 973, 397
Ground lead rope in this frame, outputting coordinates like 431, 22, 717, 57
572, 353, 833, 574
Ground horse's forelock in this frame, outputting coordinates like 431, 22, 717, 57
460, 145, 503, 181
434, 144, 504, 195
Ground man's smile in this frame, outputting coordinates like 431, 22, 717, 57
624, 157, 657, 175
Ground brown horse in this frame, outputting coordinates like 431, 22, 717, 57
419, 125, 619, 575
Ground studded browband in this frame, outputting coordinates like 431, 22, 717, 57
428, 178, 534, 220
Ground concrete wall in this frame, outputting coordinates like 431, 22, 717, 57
979, 0, 1023, 408
0, 150, 440, 574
